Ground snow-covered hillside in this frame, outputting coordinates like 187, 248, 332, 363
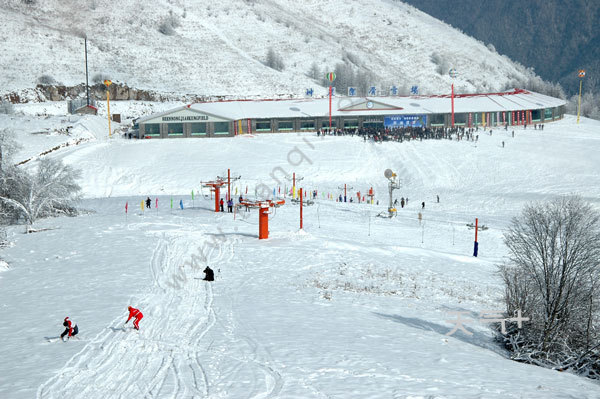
1, 0, 537, 98
1, 110, 600, 398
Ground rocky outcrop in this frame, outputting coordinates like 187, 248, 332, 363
0, 82, 212, 104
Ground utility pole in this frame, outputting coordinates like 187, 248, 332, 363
84, 36, 90, 107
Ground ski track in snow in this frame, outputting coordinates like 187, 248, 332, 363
37, 225, 282, 399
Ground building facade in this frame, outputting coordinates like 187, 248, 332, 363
136, 89, 566, 138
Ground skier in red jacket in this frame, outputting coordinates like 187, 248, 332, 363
60, 316, 78, 341
125, 306, 143, 330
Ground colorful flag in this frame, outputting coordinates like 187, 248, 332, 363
140, 200, 144, 211
170, 197, 173, 209
155, 198, 158, 208
191, 190, 194, 200
125, 202, 128, 213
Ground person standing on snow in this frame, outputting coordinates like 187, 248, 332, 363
60, 316, 78, 341
145, 197, 151, 209
227, 198, 233, 213
125, 306, 143, 330
219, 198, 224, 212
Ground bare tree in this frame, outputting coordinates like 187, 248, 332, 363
0, 128, 20, 175
430, 52, 450, 76
499, 197, 600, 378
265, 47, 284, 72
306, 62, 321, 81
0, 158, 81, 232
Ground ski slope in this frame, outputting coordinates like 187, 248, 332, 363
1, 113, 600, 398
0, 0, 537, 99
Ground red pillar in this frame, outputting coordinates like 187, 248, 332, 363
344, 184, 347, 202
329, 86, 332, 131
451, 83, 455, 127
300, 188, 303, 230
227, 169, 231, 201
259, 204, 269, 239
214, 186, 220, 212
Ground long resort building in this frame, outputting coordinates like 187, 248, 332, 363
135, 89, 566, 139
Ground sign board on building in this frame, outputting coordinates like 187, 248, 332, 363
384, 115, 427, 128
143, 108, 230, 124
162, 115, 208, 122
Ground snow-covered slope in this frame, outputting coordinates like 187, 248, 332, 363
1, 0, 536, 98
1, 112, 600, 398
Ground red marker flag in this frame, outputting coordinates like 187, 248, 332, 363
125, 201, 128, 213
155, 198, 158, 208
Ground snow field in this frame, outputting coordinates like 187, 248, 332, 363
0, 113, 599, 397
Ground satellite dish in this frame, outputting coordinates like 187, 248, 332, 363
384, 169, 394, 179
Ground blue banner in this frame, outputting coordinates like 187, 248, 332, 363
384, 115, 427, 128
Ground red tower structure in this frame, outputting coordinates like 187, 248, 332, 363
202, 179, 227, 212
239, 199, 286, 239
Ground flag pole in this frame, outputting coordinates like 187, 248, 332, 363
577, 79, 583, 124
104, 80, 112, 138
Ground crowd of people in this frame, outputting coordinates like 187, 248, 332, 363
316, 122, 545, 143
318, 125, 480, 142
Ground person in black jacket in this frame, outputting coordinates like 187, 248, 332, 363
203, 266, 214, 281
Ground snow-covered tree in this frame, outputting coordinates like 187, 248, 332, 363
0, 158, 81, 232
306, 62, 321, 81
265, 47, 285, 72
0, 128, 20, 175
499, 197, 600, 378
0, 129, 21, 224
